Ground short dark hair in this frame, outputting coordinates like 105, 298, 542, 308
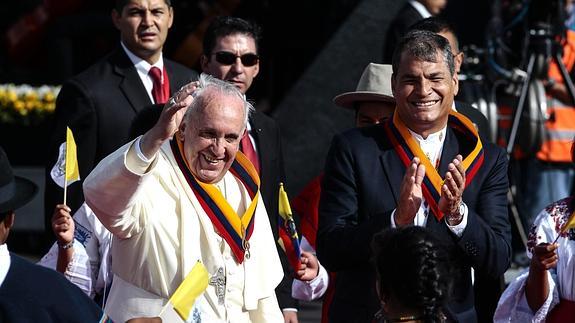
114, 0, 172, 14
409, 17, 460, 51
203, 16, 262, 56
372, 227, 451, 322
392, 30, 455, 76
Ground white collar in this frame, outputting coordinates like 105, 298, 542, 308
408, 126, 447, 168
0, 244, 11, 288
409, 0, 432, 18
120, 42, 164, 76
408, 126, 447, 143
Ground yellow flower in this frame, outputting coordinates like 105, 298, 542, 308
1, 84, 61, 125
6, 90, 17, 102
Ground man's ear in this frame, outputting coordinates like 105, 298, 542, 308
111, 9, 121, 31
167, 6, 174, 29
178, 122, 187, 141
452, 71, 459, 96
455, 52, 464, 74
1, 213, 15, 231
200, 55, 209, 73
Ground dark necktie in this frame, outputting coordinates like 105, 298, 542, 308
241, 132, 260, 174
148, 66, 166, 104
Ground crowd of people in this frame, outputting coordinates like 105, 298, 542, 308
1, 0, 574, 322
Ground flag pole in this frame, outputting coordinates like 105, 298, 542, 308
157, 303, 170, 318
63, 175, 68, 206
552, 234, 561, 245
552, 210, 575, 244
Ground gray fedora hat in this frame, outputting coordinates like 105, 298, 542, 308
0, 147, 37, 214
333, 63, 395, 109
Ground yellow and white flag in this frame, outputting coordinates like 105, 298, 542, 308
560, 210, 575, 233
50, 127, 80, 188
159, 261, 209, 322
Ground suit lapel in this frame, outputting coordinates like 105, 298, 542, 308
248, 113, 266, 174
112, 49, 153, 114
165, 60, 188, 96
378, 127, 405, 207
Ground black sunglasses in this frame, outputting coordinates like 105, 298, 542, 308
213, 51, 259, 67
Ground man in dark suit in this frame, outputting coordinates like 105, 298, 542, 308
200, 16, 299, 322
0, 147, 106, 322
44, 0, 196, 232
318, 30, 511, 322
383, 0, 447, 63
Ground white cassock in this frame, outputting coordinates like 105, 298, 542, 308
84, 138, 284, 323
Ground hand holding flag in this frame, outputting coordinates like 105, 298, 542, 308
278, 182, 302, 273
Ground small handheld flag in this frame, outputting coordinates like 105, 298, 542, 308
159, 261, 209, 321
50, 127, 80, 205
553, 209, 575, 244
278, 183, 302, 273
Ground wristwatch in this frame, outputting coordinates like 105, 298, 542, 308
446, 201, 466, 224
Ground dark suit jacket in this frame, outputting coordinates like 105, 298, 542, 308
0, 253, 104, 322
44, 48, 196, 231
383, 2, 424, 63
317, 123, 512, 323
249, 112, 298, 310
455, 101, 492, 142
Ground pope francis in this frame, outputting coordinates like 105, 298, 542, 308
84, 74, 284, 322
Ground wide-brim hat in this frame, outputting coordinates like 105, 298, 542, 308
333, 63, 395, 109
0, 147, 38, 213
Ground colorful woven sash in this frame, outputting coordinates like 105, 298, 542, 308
383, 111, 484, 221
171, 139, 260, 263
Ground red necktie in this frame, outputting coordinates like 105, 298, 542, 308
148, 66, 167, 104
241, 132, 260, 174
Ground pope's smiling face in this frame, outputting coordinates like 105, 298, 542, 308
392, 49, 458, 137
179, 88, 246, 184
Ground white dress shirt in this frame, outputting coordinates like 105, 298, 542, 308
409, 0, 432, 18
121, 42, 165, 104
0, 244, 10, 288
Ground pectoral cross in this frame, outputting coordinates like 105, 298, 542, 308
209, 267, 226, 305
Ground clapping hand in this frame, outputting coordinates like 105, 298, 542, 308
395, 157, 426, 227
438, 155, 466, 225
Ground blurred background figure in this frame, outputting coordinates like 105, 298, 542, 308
508, 0, 575, 238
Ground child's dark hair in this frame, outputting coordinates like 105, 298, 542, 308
372, 226, 451, 323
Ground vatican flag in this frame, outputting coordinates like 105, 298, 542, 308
159, 261, 209, 322
50, 127, 80, 205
